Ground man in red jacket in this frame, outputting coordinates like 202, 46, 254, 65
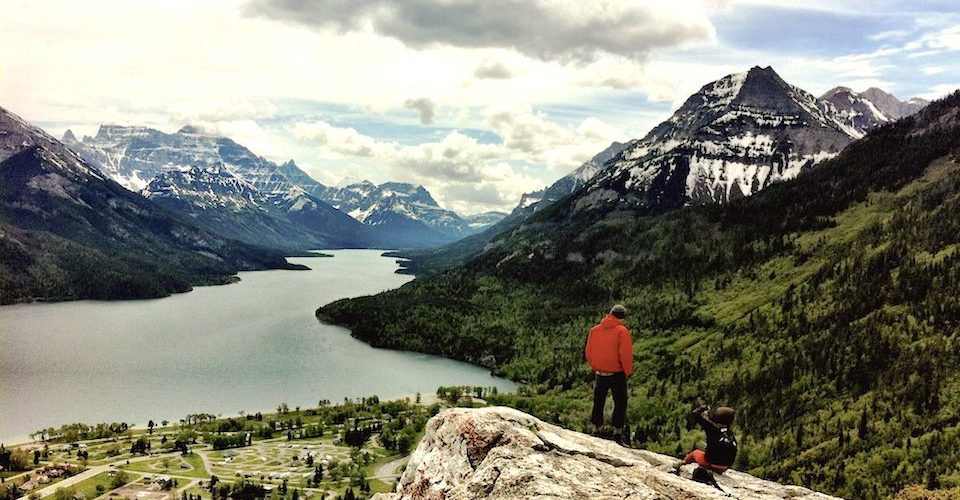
585, 304, 634, 440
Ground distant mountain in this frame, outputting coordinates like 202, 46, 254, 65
391, 141, 628, 272
820, 86, 893, 131
142, 165, 359, 251
321, 181, 478, 246
860, 87, 929, 119
821, 86, 928, 131
512, 142, 626, 220
0, 106, 302, 304
63, 125, 375, 250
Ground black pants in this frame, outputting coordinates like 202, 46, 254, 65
591, 372, 627, 428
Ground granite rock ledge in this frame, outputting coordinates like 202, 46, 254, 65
373, 406, 842, 500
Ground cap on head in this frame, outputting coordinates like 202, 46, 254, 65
713, 406, 735, 426
610, 304, 626, 319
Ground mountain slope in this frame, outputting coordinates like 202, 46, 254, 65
0, 106, 303, 304
513, 141, 626, 219
319, 91, 960, 498
64, 126, 373, 249
142, 165, 345, 251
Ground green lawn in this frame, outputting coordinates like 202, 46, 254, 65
69, 472, 116, 499
122, 454, 208, 479
180, 453, 208, 478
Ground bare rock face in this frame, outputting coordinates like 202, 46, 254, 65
374, 407, 841, 500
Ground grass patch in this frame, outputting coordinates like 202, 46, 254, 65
69, 472, 117, 499
178, 453, 209, 478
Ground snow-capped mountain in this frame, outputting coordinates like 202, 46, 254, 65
64, 125, 372, 249
322, 181, 484, 242
820, 86, 892, 131
141, 165, 351, 250
144, 164, 267, 211
512, 141, 626, 218
820, 86, 928, 132
574, 66, 891, 214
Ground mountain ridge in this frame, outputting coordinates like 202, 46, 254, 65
0, 106, 304, 304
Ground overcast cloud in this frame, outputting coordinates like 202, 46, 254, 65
244, 0, 717, 62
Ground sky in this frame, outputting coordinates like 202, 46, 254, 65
2, 0, 959, 215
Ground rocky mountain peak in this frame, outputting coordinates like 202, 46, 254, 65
94, 124, 153, 142
861, 87, 930, 119
571, 66, 878, 214
177, 125, 203, 135
62, 129, 78, 144
822, 86, 853, 97
375, 407, 839, 500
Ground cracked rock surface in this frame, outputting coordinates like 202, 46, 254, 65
373, 406, 842, 500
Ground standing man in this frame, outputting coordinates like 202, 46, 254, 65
585, 304, 634, 442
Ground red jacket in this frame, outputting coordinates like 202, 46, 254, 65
585, 314, 633, 376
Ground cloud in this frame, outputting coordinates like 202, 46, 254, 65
290, 121, 386, 157
289, 109, 626, 212
403, 97, 435, 125
482, 105, 628, 170
919, 83, 960, 100
484, 105, 574, 155
169, 100, 278, 124
244, 0, 717, 62
473, 60, 516, 80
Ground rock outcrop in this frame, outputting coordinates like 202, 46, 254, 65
374, 407, 841, 500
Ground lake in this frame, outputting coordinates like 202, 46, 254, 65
0, 250, 516, 444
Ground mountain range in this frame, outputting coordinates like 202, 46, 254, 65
64, 127, 501, 250
396, 67, 928, 274
0, 106, 303, 304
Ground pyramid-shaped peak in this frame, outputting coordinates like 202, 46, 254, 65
740, 65, 789, 88
62, 129, 78, 143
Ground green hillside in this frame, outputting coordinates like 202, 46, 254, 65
318, 92, 960, 499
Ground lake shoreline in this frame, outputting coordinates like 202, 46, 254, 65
0, 250, 516, 445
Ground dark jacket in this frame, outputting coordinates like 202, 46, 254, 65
693, 408, 738, 466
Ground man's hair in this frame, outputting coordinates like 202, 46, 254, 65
610, 304, 626, 319
713, 406, 736, 426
